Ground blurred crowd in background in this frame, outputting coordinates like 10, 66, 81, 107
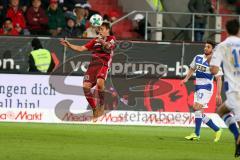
0, 0, 125, 38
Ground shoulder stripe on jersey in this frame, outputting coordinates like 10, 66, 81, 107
195, 56, 203, 63
202, 60, 209, 66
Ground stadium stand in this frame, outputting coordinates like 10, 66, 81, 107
87, 0, 140, 39
0, 0, 239, 41
219, 1, 236, 40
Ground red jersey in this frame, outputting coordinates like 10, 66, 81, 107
0, 28, 19, 36
26, 7, 48, 31
6, 7, 26, 30
84, 35, 116, 67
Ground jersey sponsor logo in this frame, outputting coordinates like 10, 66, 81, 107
0, 111, 42, 121
196, 65, 207, 72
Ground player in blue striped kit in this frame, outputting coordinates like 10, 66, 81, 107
181, 40, 223, 142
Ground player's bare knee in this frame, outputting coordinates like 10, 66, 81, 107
83, 83, 92, 92
193, 103, 197, 110
83, 87, 91, 93
96, 83, 104, 91
193, 103, 202, 111
96, 79, 105, 91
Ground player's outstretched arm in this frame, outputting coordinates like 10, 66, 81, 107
215, 75, 223, 105
60, 39, 88, 52
180, 68, 195, 85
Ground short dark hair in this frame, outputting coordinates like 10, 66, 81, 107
31, 38, 43, 50
206, 40, 216, 48
101, 21, 111, 30
226, 19, 240, 35
101, 21, 113, 35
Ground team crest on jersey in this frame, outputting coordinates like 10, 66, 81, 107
110, 39, 115, 45
84, 75, 89, 80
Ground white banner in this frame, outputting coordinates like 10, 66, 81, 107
0, 74, 226, 128
0, 74, 89, 110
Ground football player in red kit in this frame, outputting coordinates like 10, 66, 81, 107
60, 22, 116, 121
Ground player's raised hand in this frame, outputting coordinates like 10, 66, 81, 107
60, 39, 71, 47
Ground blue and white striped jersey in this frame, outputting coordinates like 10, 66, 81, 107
190, 54, 223, 92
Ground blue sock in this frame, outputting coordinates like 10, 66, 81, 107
195, 118, 202, 136
202, 114, 220, 132
229, 123, 239, 141
206, 119, 220, 132
223, 114, 239, 141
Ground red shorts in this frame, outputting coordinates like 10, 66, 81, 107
83, 63, 109, 85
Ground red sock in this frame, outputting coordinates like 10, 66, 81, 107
98, 90, 105, 106
84, 91, 96, 109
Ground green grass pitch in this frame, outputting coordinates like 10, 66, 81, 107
0, 122, 236, 160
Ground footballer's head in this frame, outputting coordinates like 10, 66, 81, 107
98, 21, 112, 37
204, 40, 215, 55
226, 19, 240, 36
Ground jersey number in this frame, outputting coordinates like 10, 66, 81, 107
197, 92, 204, 99
232, 49, 240, 68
